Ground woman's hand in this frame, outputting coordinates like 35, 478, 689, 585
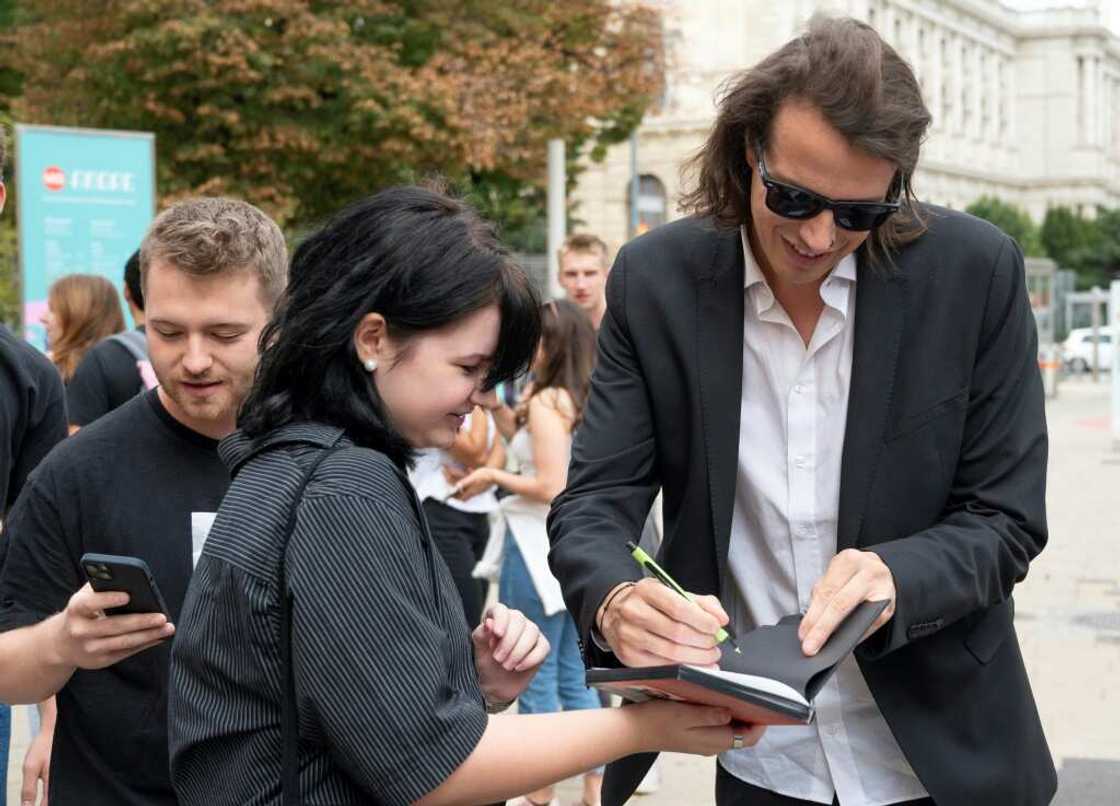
472, 603, 550, 708
441, 464, 467, 486
627, 700, 766, 756
453, 467, 497, 502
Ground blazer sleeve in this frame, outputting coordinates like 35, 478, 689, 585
862, 235, 1048, 659
547, 247, 654, 665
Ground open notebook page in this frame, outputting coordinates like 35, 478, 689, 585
684, 665, 809, 707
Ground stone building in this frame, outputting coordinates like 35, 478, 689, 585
572, 0, 1120, 251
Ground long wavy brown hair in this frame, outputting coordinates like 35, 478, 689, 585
680, 14, 932, 269
524, 299, 597, 429
47, 274, 125, 381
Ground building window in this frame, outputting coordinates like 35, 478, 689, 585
627, 174, 668, 237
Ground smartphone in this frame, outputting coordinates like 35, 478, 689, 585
80, 553, 171, 617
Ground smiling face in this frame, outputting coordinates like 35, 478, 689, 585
356, 304, 500, 450
745, 100, 897, 294
144, 258, 270, 439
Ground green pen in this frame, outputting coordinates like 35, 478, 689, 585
626, 540, 742, 654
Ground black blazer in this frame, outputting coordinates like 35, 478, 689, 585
548, 209, 1056, 806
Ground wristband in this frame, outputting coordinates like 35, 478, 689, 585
599, 581, 636, 625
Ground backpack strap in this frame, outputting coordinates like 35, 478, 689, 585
278, 435, 344, 806
108, 330, 158, 392
107, 329, 148, 362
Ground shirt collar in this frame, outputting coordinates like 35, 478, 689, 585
219, 422, 348, 476
739, 225, 858, 314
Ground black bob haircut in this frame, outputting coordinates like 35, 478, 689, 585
123, 250, 144, 311
238, 185, 541, 468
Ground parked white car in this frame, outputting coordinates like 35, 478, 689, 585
1062, 326, 1115, 373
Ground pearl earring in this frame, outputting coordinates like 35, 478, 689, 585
364, 358, 378, 372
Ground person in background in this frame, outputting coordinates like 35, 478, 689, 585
454, 299, 604, 806
20, 251, 152, 801
556, 234, 609, 332
410, 407, 505, 626
0, 123, 69, 806
168, 186, 760, 806
559, 233, 665, 799
0, 197, 287, 806
41, 274, 125, 386
66, 250, 155, 430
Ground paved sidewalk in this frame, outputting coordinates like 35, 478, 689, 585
6, 380, 1119, 805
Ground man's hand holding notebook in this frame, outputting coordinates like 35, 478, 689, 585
587, 600, 889, 725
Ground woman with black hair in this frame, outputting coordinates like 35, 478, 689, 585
454, 299, 602, 806
168, 186, 762, 806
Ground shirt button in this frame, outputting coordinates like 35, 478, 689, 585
793, 384, 804, 395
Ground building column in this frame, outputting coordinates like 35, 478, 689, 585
930, 26, 944, 129
972, 43, 984, 141
1005, 52, 1015, 149
1088, 56, 1100, 147
951, 32, 963, 135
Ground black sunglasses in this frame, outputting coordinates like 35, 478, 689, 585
753, 145, 900, 232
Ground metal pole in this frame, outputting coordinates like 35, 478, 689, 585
546, 138, 566, 300
630, 130, 640, 239
1091, 294, 1101, 383
1112, 280, 1120, 449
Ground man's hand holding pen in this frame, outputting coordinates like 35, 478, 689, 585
595, 578, 729, 669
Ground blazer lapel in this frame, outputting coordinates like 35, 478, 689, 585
837, 260, 907, 550
696, 227, 746, 588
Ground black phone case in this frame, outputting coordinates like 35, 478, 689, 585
80, 553, 171, 617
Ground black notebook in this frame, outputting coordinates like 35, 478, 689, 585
586, 600, 889, 725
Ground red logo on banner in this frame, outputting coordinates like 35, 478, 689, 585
43, 166, 65, 191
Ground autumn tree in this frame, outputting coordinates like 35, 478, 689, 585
3, 0, 663, 240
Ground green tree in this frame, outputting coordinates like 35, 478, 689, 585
1040, 206, 1097, 271
1065, 207, 1120, 289
4, 0, 664, 236
965, 195, 1042, 256
0, 108, 19, 328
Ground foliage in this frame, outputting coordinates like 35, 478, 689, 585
1040, 206, 1095, 271
1062, 207, 1120, 289
964, 195, 1042, 257
3, 0, 664, 237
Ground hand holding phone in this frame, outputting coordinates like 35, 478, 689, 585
81, 553, 170, 617
43, 554, 175, 671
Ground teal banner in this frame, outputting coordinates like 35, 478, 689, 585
16, 125, 155, 349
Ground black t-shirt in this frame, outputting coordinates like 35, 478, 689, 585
0, 389, 229, 806
0, 325, 67, 512
66, 327, 146, 427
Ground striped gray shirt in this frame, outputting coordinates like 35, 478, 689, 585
168, 423, 488, 805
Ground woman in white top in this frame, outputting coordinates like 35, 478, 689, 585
455, 299, 604, 806
410, 407, 504, 626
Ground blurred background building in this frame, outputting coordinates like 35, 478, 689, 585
573, 0, 1120, 249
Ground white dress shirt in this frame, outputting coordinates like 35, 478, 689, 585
719, 228, 929, 805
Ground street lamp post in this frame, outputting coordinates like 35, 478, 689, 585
630, 130, 640, 239
546, 138, 565, 300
